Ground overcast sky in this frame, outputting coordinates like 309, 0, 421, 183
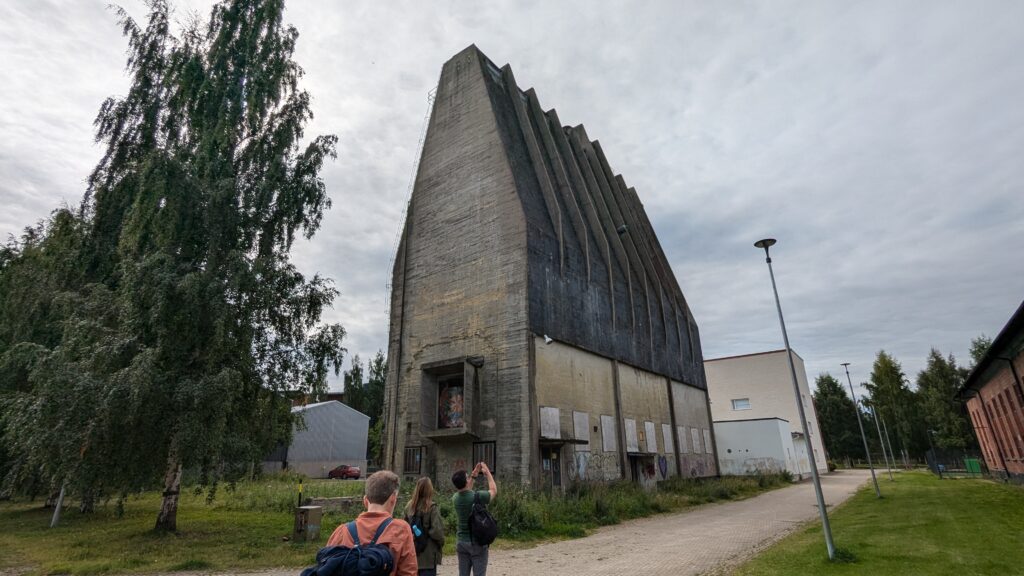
2, 1, 1022, 395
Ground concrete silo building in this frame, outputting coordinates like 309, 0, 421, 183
382, 46, 717, 489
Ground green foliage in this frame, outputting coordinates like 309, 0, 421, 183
365, 350, 387, 425
474, 473, 790, 540
211, 476, 364, 513
916, 349, 975, 450
813, 373, 865, 461
343, 350, 386, 424
342, 350, 386, 463
0, 0, 345, 529
864, 351, 926, 457
731, 471, 1024, 575
342, 354, 366, 414
367, 419, 384, 467
969, 334, 992, 369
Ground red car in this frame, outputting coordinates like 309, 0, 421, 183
328, 464, 361, 480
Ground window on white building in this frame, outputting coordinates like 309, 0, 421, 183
731, 398, 751, 411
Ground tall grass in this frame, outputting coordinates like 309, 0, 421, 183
427, 472, 791, 542
183, 473, 367, 513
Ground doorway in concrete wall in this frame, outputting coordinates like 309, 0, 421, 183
541, 445, 562, 488
628, 454, 641, 483
628, 454, 658, 488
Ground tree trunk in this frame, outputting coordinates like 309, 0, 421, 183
79, 490, 95, 514
155, 454, 183, 532
44, 489, 61, 508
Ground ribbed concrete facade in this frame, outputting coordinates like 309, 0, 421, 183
383, 46, 716, 487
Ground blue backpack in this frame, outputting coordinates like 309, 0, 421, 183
300, 518, 395, 576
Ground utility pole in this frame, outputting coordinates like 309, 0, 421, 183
843, 363, 880, 498
870, 404, 894, 481
754, 238, 836, 560
882, 417, 898, 470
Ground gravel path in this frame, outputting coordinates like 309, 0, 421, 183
438, 469, 870, 576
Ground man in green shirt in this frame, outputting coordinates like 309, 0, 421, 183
452, 462, 497, 576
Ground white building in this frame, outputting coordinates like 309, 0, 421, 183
705, 350, 827, 476
713, 418, 798, 476
262, 401, 370, 478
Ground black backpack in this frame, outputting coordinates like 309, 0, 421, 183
469, 492, 498, 546
300, 518, 395, 576
407, 510, 431, 554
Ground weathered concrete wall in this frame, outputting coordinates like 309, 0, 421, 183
383, 45, 715, 488
383, 46, 532, 484
535, 336, 620, 482
618, 364, 676, 485
672, 381, 718, 477
488, 68, 706, 388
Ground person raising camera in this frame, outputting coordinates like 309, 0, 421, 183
451, 462, 497, 576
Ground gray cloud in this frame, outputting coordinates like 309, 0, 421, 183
2, 0, 1022, 394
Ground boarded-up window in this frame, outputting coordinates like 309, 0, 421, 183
691, 427, 702, 454
644, 421, 658, 454
601, 414, 617, 452
573, 411, 590, 451
703, 429, 712, 455
662, 423, 674, 454
677, 426, 689, 454
540, 406, 560, 439
625, 418, 639, 453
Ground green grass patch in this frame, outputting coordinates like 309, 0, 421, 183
730, 471, 1024, 575
0, 472, 789, 574
0, 476, 362, 575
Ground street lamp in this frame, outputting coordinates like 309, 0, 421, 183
842, 363, 881, 498
926, 429, 939, 477
754, 238, 836, 560
868, 403, 894, 481
881, 416, 898, 468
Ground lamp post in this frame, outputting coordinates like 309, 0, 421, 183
754, 238, 836, 560
926, 429, 939, 477
870, 404, 894, 481
881, 416, 898, 469
842, 363, 880, 498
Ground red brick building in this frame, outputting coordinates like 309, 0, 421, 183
961, 300, 1024, 481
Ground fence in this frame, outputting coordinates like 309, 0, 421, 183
925, 448, 989, 479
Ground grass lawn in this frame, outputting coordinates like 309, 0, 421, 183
0, 478, 365, 575
730, 471, 1024, 576
0, 472, 789, 575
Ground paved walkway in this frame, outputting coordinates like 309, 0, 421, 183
439, 470, 870, 576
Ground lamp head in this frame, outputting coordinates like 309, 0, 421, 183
841, 362, 850, 368
754, 238, 777, 249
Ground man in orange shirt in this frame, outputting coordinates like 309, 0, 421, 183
326, 470, 418, 576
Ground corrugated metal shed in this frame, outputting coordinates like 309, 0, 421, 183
264, 400, 370, 478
